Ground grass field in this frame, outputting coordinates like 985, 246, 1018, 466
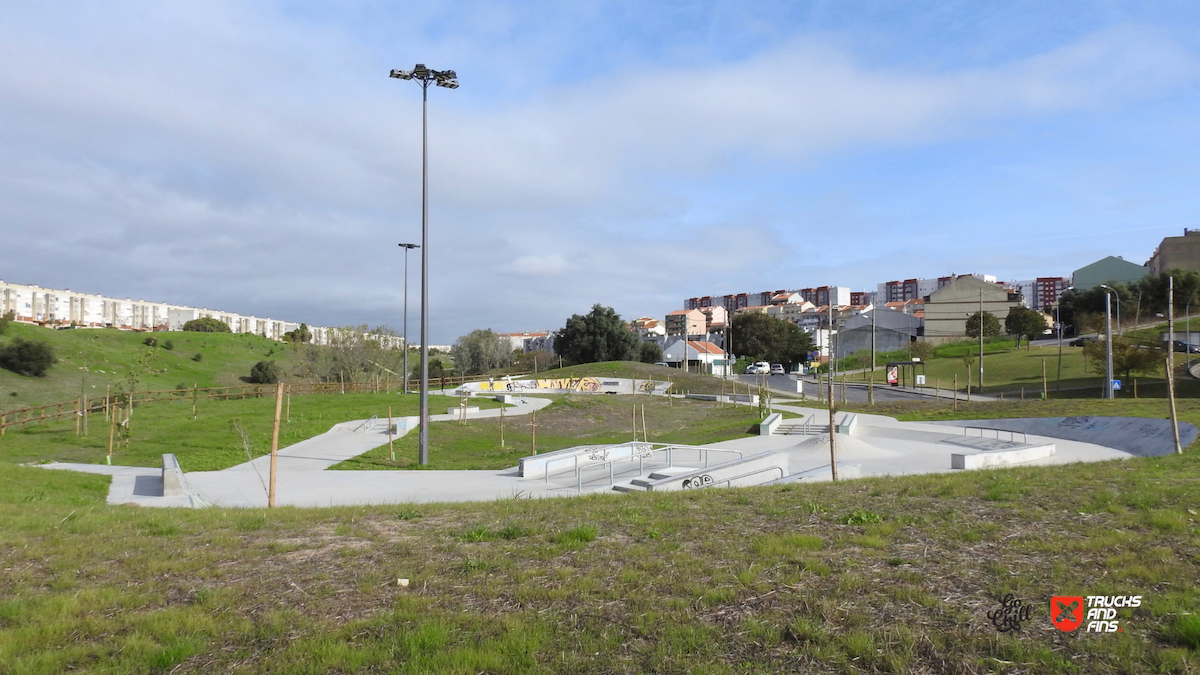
3, 358, 1199, 672
1, 442, 1197, 673
332, 394, 764, 471
0, 392, 497, 472
0, 322, 300, 410
837, 340, 1200, 399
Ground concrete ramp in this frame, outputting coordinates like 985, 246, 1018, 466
929, 417, 1196, 457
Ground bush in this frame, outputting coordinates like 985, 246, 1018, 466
182, 318, 231, 333
191, 353, 203, 362
248, 360, 281, 385
0, 338, 55, 377
162, 339, 174, 350
638, 341, 663, 364
0, 311, 12, 334
143, 336, 158, 347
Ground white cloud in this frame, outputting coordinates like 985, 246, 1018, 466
0, 6, 1195, 339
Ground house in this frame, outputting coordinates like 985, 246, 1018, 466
1148, 229, 1200, 276
662, 338, 731, 375
630, 317, 666, 339
1072, 256, 1148, 291
766, 300, 816, 325
665, 309, 706, 336
697, 306, 728, 333
921, 275, 1021, 341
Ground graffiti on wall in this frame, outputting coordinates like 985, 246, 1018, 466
477, 377, 601, 392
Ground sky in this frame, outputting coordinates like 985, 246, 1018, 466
2, 1, 1200, 342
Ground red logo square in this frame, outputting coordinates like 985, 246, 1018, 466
1050, 596, 1084, 631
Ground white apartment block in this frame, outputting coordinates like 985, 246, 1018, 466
0, 279, 334, 344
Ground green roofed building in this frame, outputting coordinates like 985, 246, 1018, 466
1071, 256, 1148, 291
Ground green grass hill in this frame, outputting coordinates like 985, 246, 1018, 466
0, 323, 296, 410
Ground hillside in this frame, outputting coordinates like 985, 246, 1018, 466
0, 323, 297, 410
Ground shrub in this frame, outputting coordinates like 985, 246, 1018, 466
191, 353, 203, 362
162, 339, 174, 351
0, 311, 11, 334
143, 336, 158, 347
182, 318, 231, 333
0, 338, 55, 377
638, 341, 664, 364
248, 360, 280, 385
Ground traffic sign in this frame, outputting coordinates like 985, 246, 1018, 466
1111, 380, 1122, 391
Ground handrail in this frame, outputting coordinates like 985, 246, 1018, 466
541, 442, 747, 490
709, 465, 787, 489
963, 426, 1026, 444
353, 415, 379, 433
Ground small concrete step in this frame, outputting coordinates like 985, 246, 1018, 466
646, 467, 694, 480
611, 483, 646, 493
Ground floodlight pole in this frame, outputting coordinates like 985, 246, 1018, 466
1101, 285, 1115, 399
390, 64, 458, 466
398, 243, 419, 394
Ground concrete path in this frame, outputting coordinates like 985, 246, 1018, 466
39, 392, 1160, 509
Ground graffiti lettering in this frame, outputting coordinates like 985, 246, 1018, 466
680, 474, 714, 490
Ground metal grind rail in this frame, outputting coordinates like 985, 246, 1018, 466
963, 427, 1027, 444
541, 441, 747, 491
708, 465, 788, 489
353, 415, 380, 433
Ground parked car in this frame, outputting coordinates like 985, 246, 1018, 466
652, 361, 671, 367
770, 364, 785, 375
745, 361, 771, 374
1172, 341, 1200, 354
1069, 336, 1098, 347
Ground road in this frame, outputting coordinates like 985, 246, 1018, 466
734, 374, 990, 404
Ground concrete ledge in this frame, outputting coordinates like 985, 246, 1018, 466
637, 452, 788, 491
686, 393, 759, 405
447, 406, 481, 417
836, 413, 858, 435
519, 442, 651, 479
770, 462, 862, 484
759, 412, 783, 436
951, 443, 1056, 470
162, 453, 186, 497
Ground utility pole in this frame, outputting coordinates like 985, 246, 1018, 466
870, 307, 876, 372
978, 288, 984, 392
1168, 275, 1175, 400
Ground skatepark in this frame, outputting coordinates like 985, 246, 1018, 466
38, 375, 1196, 508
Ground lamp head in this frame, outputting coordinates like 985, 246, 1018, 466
389, 69, 413, 80
413, 63, 430, 78
398, 243, 420, 250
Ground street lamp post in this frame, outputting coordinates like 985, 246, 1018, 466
398, 243, 419, 394
390, 64, 458, 466
1055, 286, 1073, 392
1100, 285, 1116, 399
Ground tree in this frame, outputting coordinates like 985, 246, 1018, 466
0, 338, 55, 377
284, 323, 312, 343
182, 317, 231, 333
638, 341, 663, 364
450, 329, 513, 376
1133, 269, 1200, 316
1004, 307, 1048, 349
0, 311, 12, 335
1082, 338, 1162, 380
554, 305, 639, 365
965, 311, 1001, 339
293, 324, 404, 384
730, 313, 815, 366
248, 360, 281, 384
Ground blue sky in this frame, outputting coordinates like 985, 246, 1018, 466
2, 1, 1199, 341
